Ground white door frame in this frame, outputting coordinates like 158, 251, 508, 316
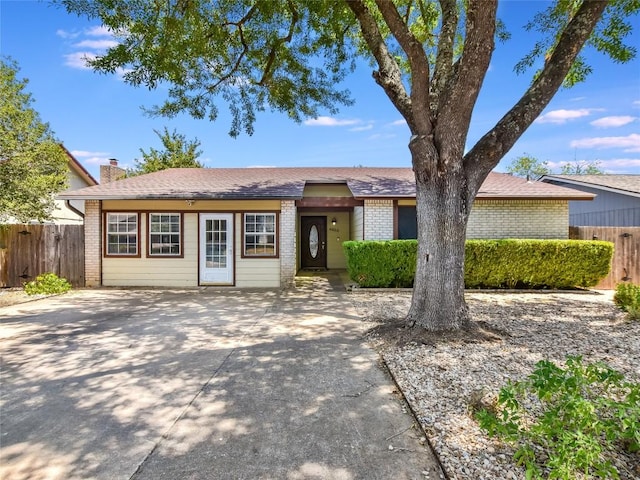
199, 213, 234, 285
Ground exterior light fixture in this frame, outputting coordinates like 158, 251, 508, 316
331, 217, 337, 226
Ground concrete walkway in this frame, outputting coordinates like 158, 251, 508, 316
0, 274, 443, 480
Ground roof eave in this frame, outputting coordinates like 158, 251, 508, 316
476, 194, 594, 201
540, 176, 640, 198
57, 194, 303, 201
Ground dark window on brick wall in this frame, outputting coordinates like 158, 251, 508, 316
398, 206, 417, 239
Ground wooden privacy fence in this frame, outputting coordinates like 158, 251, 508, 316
570, 226, 640, 290
0, 224, 84, 288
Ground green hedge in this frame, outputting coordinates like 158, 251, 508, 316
343, 239, 613, 289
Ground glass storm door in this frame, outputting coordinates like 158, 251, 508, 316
199, 214, 234, 284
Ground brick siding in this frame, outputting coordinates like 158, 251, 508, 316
364, 199, 394, 240
280, 200, 296, 287
84, 200, 101, 286
467, 200, 569, 239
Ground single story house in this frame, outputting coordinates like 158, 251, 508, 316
59, 167, 593, 288
540, 174, 640, 226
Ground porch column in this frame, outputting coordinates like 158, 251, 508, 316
280, 200, 297, 288
84, 200, 101, 287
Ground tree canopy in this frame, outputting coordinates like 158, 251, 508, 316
506, 154, 552, 180
506, 155, 604, 179
57, 0, 638, 330
128, 127, 204, 176
0, 58, 68, 224
560, 160, 604, 175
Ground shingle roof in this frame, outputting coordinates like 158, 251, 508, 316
59, 167, 594, 200
540, 175, 640, 197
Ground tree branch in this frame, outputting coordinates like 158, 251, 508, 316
430, 0, 458, 116
345, 0, 414, 127
373, 0, 431, 133
436, 0, 496, 160
258, 0, 299, 85
464, 0, 608, 192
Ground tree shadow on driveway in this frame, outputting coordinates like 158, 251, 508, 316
1, 281, 440, 480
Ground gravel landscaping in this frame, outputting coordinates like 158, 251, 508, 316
349, 290, 640, 480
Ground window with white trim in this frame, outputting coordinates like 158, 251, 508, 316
106, 213, 138, 255
148, 213, 181, 256
244, 213, 277, 256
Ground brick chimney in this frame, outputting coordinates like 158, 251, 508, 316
100, 158, 126, 183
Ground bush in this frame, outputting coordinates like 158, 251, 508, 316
23, 272, 71, 296
464, 239, 612, 289
613, 282, 640, 320
342, 240, 417, 287
343, 239, 613, 289
475, 356, 640, 479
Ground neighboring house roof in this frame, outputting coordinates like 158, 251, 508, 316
540, 174, 640, 198
62, 145, 99, 187
59, 168, 594, 201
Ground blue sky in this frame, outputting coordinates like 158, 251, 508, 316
1, 0, 639, 181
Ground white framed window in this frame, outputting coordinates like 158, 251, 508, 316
148, 213, 182, 256
106, 213, 139, 256
243, 213, 277, 257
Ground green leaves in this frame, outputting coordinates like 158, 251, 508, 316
128, 127, 203, 176
23, 272, 71, 295
476, 356, 640, 479
59, 0, 358, 137
613, 282, 640, 320
515, 0, 638, 87
0, 58, 68, 224
506, 154, 552, 180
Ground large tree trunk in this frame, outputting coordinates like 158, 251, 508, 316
406, 162, 474, 331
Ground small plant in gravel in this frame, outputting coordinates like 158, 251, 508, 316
475, 356, 639, 480
23, 272, 71, 296
613, 283, 640, 321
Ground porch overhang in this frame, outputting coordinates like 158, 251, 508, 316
296, 197, 364, 208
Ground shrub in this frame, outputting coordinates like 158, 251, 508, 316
343, 239, 613, 289
475, 356, 640, 479
613, 282, 640, 320
464, 239, 613, 289
23, 272, 71, 296
342, 240, 417, 287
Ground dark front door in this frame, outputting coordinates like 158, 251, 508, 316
300, 216, 327, 270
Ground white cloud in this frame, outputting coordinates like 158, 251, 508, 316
246, 165, 277, 168
304, 116, 360, 127
633, 100, 640, 108
63, 52, 96, 70
569, 96, 587, 102
590, 116, 637, 128
73, 39, 119, 49
570, 133, 640, 152
388, 119, 407, 127
56, 29, 79, 40
600, 158, 640, 169
535, 108, 601, 124
60, 25, 117, 71
70, 150, 110, 158
349, 124, 374, 132
85, 26, 113, 37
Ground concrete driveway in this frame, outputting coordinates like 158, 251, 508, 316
0, 276, 442, 480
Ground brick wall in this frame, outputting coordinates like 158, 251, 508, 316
467, 200, 569, 239
280, 200, 296, 287
364, 199, 394, 240
84, 200, 101, 286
